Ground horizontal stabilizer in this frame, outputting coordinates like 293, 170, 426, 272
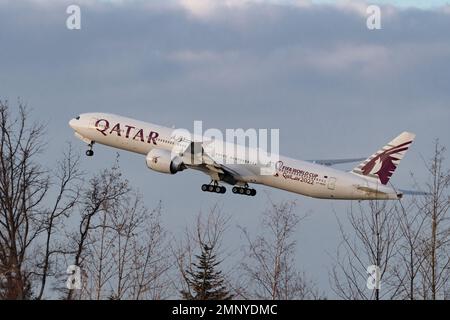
398, 189, 430, 196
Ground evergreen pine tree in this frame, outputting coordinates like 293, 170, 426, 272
181, 244, 233, 300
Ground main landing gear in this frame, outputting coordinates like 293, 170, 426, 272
201, 181, 226, 194
201, 181, 256, 196
85, 142, 95, 157
232, 185, 257, 197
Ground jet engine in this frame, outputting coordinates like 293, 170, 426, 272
146, 149, 186, 174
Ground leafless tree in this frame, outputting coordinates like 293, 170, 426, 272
62, 170, 171, 301
128, 201, 171, 300
34, 145, 82, 300
239, 199, 320, 300
0, 101, 82, 300
106, 197, 171, 300
331, 201, 400, 300
0, 101, 48, 299
64, 161, 130, 300
415, 142, 450, 300
390, 198, 427, 300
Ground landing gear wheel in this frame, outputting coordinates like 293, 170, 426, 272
86, 142, 95, 157
202, 182, 226, 194
231, 186, 257, 196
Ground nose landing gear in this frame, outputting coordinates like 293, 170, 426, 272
85, 142, 95, 157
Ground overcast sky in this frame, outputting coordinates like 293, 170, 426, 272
1, 0, 449, 297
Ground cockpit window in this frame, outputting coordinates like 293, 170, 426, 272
76, 116, 80, 120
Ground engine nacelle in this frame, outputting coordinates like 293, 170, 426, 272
146, 149, 185, 174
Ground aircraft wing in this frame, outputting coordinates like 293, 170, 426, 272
189, 159, 253, 185
307, 158, 366, 166
181, 142, 365, 181
180, 141, 251, 184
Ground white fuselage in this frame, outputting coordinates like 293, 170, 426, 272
69, 113, 400, 200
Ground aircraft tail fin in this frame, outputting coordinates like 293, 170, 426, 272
352, 132, 416, 185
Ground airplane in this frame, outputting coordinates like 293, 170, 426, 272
69, 113, 417, 200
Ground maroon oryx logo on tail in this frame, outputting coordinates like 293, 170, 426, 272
361, 141, 412, 185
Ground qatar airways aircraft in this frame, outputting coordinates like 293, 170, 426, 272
69, 113, 417, 200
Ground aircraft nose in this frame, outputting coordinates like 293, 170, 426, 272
69, 119, 77, 129
69, 116, 81, 130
